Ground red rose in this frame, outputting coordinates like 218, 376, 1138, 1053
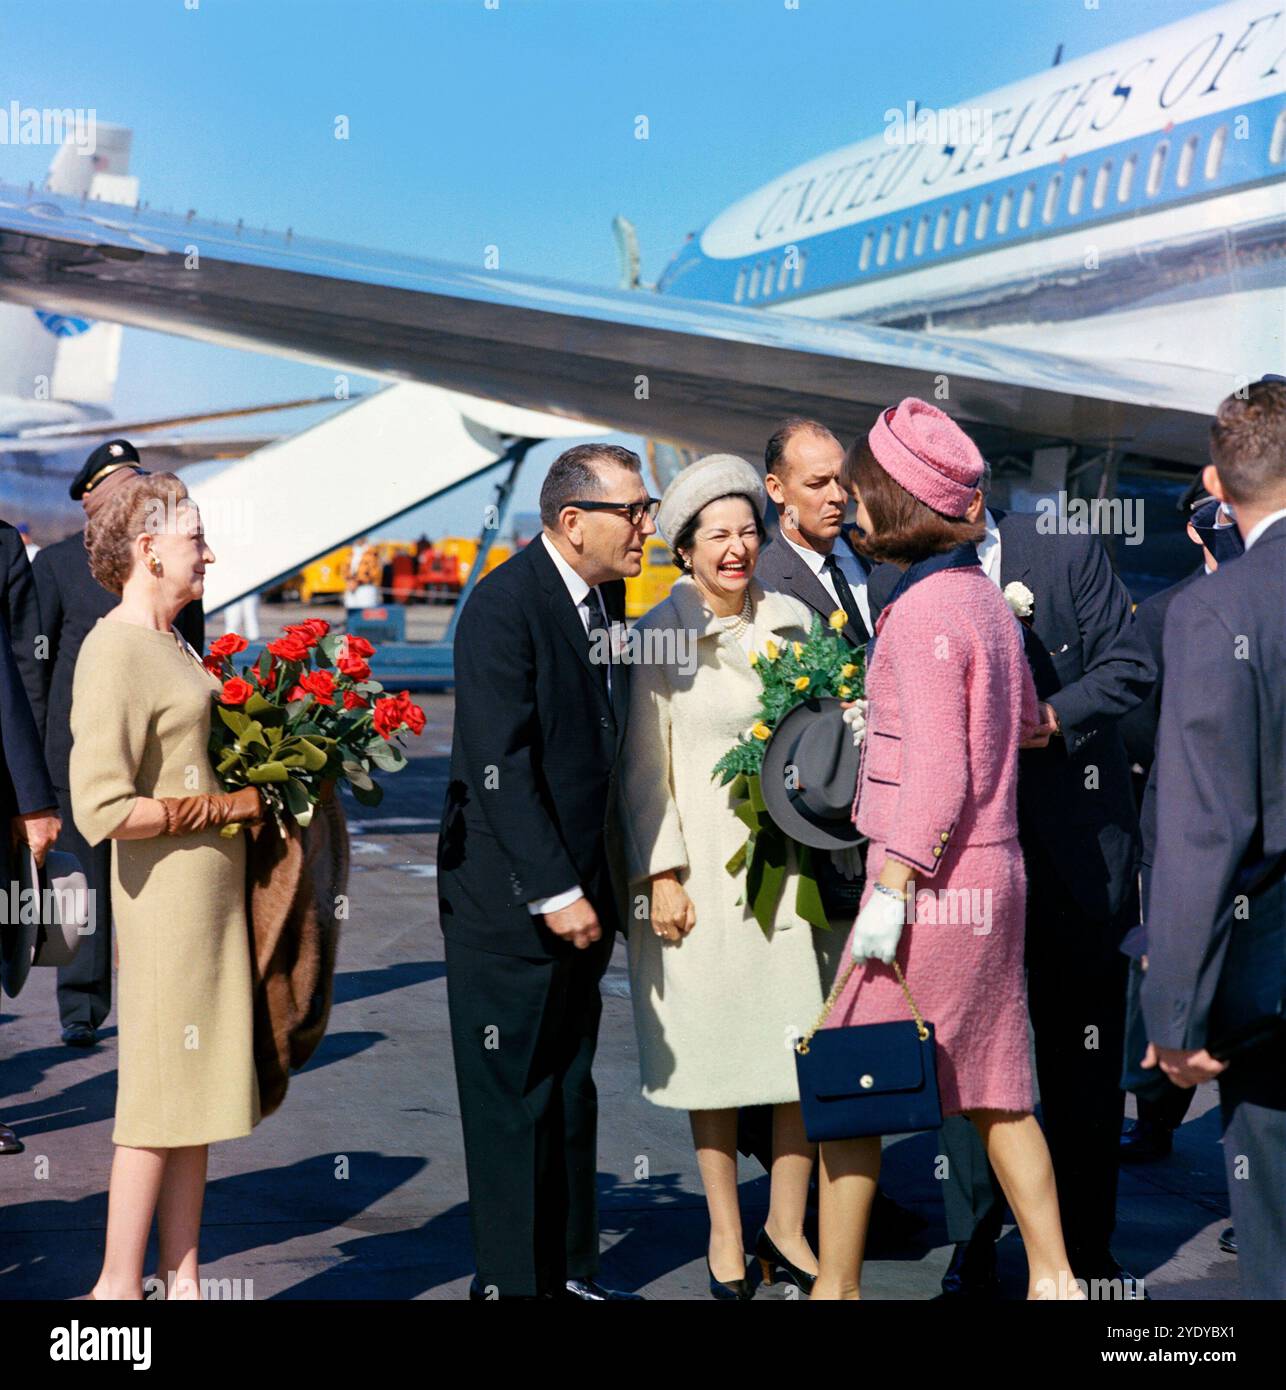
286, 683, 308, 702
203, 655, 224, 677
302, 618, 331, 639
268, 634, 311, 663
395, 692, 426, 736
343, 635, 375, 658
337, 654, 371, 682
371, 696, 404, 739
211, 632, 249, 658
283, 623, 319, 646
342, 689, 368, 710
299, 669, 336, 706
221, 677, 253, 705
256, 664, 278, 692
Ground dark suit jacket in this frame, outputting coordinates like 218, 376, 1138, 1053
31, 531, 205, 790
753, 525, 871, 645
868, 508, 1154, 922
1, 523, 47, 722
1141, 517, 1286, 1051
437, 537, 630, 957
0, 608, 57, 889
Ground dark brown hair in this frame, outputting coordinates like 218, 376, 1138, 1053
672, 493, 767, 574
843, 439, 984, 564
539, 443, 643, 528
1209, 380, 1286, 506
85, 472, 191, 595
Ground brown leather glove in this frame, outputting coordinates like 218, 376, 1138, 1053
157, 786, 264, 835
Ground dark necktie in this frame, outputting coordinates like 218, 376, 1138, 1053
583, 588, 612, 694
823, 553, 862, 636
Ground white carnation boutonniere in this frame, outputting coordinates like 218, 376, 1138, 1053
1003, 581, 1035, 624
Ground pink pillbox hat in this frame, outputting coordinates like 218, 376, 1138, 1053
867, 398, 984, 518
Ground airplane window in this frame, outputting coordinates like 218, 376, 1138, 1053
1017, 183, 1035, 229
734, 269, 746, 303
996, 189, 1013, 234
914, 213, 930, 255
859, 231, 874, 271
1271, 109, 1286, 163
763, 260, 777, 295
1068, 168, 1087, 216
1042, 172, 1062, 223
934, 207, 950, 250
876, 226, 892, 266
1176, 136, 1198, 189
793, 250, 806, 288
894, 221, 909, 260
1146, 140, 1168, 197
953, 205, 970, 245
1093, 160, 1112, 210
1118, 153, 1137, 201
748, 264, 761, 299
1205, 125, 1227, 179
974, 196, 992, 239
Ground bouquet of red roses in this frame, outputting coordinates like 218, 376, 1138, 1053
204, 618, 425, 835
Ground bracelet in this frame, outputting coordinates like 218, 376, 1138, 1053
872, 881, 906, 903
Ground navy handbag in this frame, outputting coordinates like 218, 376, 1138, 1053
794, 959, 942, 1142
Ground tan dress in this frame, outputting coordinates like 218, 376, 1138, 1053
69, 617, 259, 1147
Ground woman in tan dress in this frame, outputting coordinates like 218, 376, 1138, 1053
69, 468, 263, 1300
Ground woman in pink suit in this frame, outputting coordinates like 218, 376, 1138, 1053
810, 398, 1082, 1301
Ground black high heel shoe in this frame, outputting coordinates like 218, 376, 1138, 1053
707, 1256, 754, 1300
755, 1227, 817, 1295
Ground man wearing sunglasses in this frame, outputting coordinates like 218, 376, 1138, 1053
439, 441, 657, 1300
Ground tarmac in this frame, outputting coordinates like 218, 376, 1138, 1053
0, 601, 1243, 1302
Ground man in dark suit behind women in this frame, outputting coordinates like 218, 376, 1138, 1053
1142, 380, 1286, 1299
28, 441, 204, 1047
438, 443, 656, 1300
865, 459, 1154, 1293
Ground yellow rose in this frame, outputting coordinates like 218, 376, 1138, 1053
793, 676, 810, 691
751, 722, 771, 741
748, 650, 759, 666
828, 609, 847, 631
838, 684, 851, 698
841, 663, 857, 678
764, 640, 780, 661
792, 641, 804, 659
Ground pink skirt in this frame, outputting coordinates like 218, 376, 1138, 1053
824, 840, 1034, 1117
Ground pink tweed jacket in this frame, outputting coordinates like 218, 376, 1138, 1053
854, 567, 1042, 876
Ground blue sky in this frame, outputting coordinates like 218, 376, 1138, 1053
2, 0, 1216, 539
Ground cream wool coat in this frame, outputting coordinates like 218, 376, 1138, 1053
620, 577, 840, 1110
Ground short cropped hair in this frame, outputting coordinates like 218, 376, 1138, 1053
85, 472, 191, 596
1209, 381, 1286, 506
764, 418, 838, 479
539, 443, 643, 528
843, 439, 984, 564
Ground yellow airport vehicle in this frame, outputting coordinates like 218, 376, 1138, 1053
624, 536, 681, 619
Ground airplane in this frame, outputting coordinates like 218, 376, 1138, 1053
0, 0, 1280, 603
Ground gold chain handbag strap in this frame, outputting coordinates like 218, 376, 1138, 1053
796, 958, 928, 1054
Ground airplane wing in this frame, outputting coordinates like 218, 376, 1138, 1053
0, 183, 1227, 467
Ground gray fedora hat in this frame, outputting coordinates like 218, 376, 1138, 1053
0, 848, 89, 999
760, 698, 862, 851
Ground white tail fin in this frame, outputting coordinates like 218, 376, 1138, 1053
0, 123, 135, 405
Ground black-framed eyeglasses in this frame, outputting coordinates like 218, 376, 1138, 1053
565, 497, 660, 527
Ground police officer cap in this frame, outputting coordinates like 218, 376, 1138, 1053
70, 439, 143, 501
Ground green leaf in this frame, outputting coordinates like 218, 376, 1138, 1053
368, 740, 406, 773
217, 706, 250, 736
341, 758, 374, 791
244, 692, 282, 722
294, 737, 329, 772
351, 779, 383, 807
246, 760, 290, 784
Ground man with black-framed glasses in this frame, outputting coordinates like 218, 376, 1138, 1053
439, 441, 655, 1300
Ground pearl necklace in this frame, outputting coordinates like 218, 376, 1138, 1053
719, 590, 753, 641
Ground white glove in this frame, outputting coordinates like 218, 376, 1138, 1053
841, 697, 869, 747
850, 888, 904, 965
829, 844, 864, 880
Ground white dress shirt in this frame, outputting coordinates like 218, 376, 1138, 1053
528, 534, 610, 916
780, 531, 873, 635
976, 508, 1002, 587
1243, 506, 1286, 551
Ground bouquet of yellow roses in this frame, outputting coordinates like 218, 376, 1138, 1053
712, 609, 865, 935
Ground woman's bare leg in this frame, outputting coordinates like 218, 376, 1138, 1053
156, 1145, 209, 1300
691, 1109, 746, 1282
970, 1110, 1083, 1299
811, 1136, 880, 1300
90, 1145, 166, 1300
763, 1102, 819, 1279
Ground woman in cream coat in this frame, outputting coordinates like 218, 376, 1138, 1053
621, 454, 838, 1298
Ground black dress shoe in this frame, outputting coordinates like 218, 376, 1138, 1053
561, 1278, 644, 1301
939, 1240, 1000, 1299
1069, 1252, 1150, 1300
61, 1023, 96, 1048
1217, 1226, 1237, 1255
0, 1123, 24, 1156
754, 1227, 816, 1295
707, 1258, 754, 1300
1119, 1117, 1174, 1164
